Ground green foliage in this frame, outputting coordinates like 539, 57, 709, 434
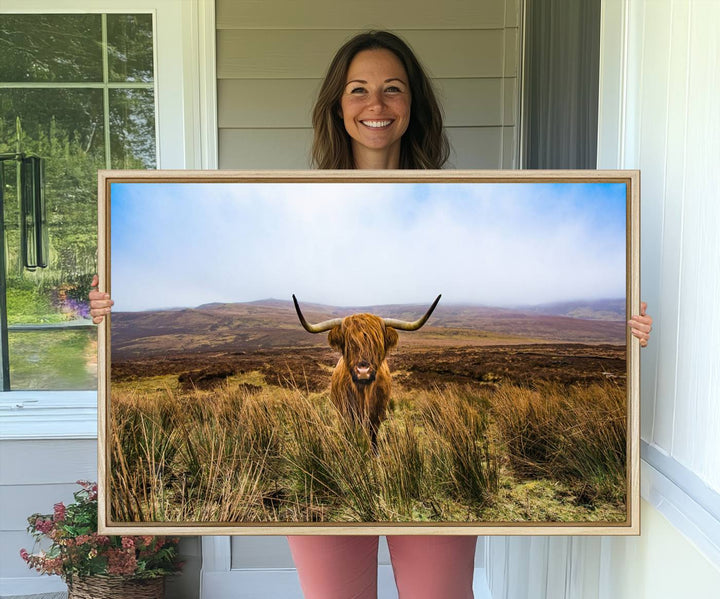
8, 329, 97, 390
5, 285, 62, 324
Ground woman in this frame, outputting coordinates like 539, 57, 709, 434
90, 31, 653, 599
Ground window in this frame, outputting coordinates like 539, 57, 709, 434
0, 13, 156, 390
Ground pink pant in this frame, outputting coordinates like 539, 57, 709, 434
287, 535, 477, 599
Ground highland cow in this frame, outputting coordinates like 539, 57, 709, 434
292, 295, 441, 449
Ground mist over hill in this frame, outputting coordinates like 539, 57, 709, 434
511, 299, 625, 321
111, 298, 626, 360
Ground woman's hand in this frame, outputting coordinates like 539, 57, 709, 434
628, 301, 652, 347
89, 274, 114, 324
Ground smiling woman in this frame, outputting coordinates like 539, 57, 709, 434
340, 49, 412, 168
311, 30, 448, 170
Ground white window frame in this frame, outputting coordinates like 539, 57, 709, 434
0, 0, 217, 441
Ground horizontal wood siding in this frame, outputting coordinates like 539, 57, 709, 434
217, 0, 517, 30
216, 0, 521, 170
219, 128, 313, 169
218, 30, 512, 79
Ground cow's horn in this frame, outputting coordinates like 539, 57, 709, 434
292, 295, 343, 333
383, 294, 442, 331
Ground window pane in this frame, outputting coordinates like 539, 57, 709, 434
1, 90, 103, 390
0, 15, 102, 82
110, 89, 157, 169
0, 89, 106, 161
1, 88, 105, 283
8, 329, 97, 390
107, 14, 154, 83
0, 13, 157, 390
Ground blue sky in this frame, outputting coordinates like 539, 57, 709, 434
110, 181, 627, 311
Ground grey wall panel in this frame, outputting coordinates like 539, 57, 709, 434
503, 78, 517, 126
504, 28, 519, 77
439, 79, 505, 127
219, 128, 313, 169
505, 0, 522, 28
0, 483, 85, 530
217, 0, 508, 30
503, 126, 518, 168
218, 79, 320, 128
217, 30, 508, 79
446, 127, 504, 169
0, 439, 96, 485
231, 536, 296, 569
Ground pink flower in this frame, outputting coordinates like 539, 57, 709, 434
43, 557, 64, 576
34, 518, 54, 534
75, 534, 91, 546
107, 548, 137, 576
53, 502, 66, 522
19, 548, 29, 562
121, 537, 135, 549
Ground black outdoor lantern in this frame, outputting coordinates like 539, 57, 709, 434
20, 155, 49, 270
0, 152, 48, 390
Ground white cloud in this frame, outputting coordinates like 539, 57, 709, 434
111, 182, 626, 311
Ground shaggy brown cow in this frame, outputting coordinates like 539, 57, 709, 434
292, 295, 441, 450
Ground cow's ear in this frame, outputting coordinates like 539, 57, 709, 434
328, 325, 344, 351
385, 326, 399, 351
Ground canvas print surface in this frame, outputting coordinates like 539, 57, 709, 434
102, 174, 637, 533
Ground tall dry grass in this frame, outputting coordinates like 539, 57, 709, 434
109, 380, 499, 523
415, 387, 499, 507
110, 376, 626, 523
491, 380, 627, 502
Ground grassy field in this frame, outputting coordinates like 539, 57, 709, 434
9, 329, 97, 390
109, 372, 627, 524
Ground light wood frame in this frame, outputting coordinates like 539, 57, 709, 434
98, 169, 640, 536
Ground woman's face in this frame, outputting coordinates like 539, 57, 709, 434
340, 49, 411, 167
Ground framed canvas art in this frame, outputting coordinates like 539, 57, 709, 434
97, 170, 640, 535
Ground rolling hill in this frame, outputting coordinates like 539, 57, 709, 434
111, 299, 626, 360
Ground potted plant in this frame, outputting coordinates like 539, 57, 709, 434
20, 481, 182, 599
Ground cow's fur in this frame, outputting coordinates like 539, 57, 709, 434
327, 313, 398, 449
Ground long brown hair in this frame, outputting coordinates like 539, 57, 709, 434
311, 31, 449, 170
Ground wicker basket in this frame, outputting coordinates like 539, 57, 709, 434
67, 575, 164, 599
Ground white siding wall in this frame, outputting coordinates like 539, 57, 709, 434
618, 0, 720, 490
216, 0, 522, 169
486, 0, 720, 597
